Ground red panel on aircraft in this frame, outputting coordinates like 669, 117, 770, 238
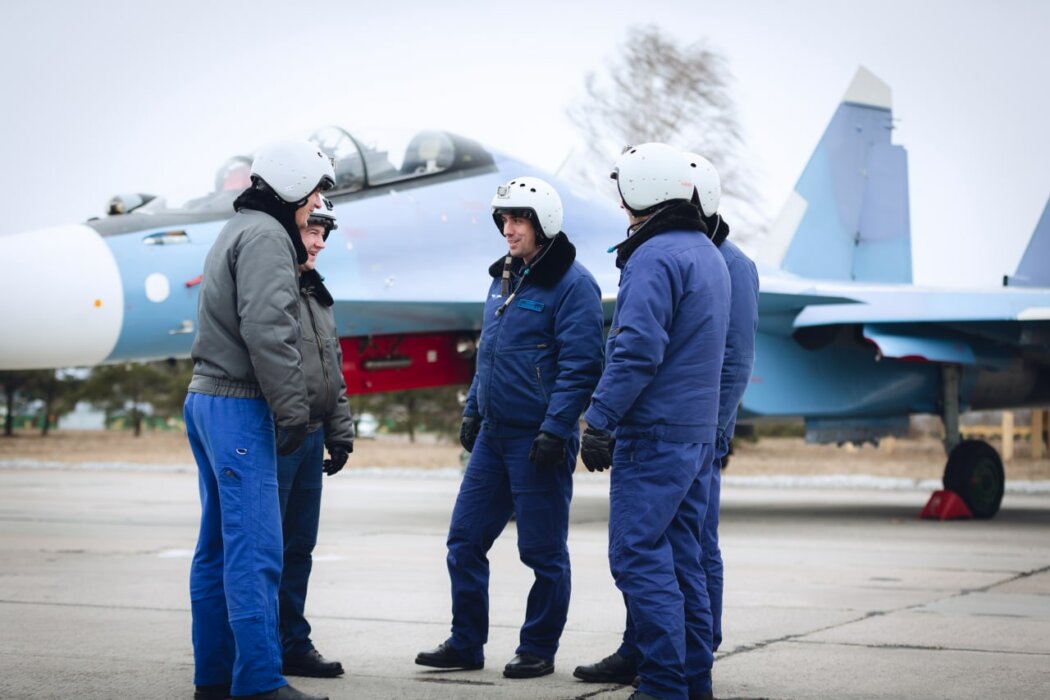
340, 332, 474, 395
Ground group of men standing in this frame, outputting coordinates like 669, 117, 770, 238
184, 137, 757, 700
415, 142, 758, 700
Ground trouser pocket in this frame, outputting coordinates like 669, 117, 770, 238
219, 466, 243, 531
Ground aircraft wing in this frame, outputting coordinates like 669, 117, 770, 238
792, 286, 1050, 327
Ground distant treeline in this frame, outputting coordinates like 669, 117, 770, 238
1, 363, 466, 442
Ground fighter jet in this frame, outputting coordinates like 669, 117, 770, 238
743, 68, 1050, 518
1, 69, 1047, 518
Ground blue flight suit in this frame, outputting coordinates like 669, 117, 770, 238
613, 232, 755, 680
613, 232, 758, 695
276, 271, 355, 658
585, 203, 729, 700
446, 232, 603, 664
701, 236, 758, 651
276, 428, 326, 654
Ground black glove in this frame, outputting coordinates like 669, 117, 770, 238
529, 431, 566, 470
276, 424, 308, 456
459, 416, 481, 452
323, 442, 353, 476
580, 426, 615, 472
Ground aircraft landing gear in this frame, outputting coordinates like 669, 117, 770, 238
943, 440, 1005, 518
938, 364, 1004, 519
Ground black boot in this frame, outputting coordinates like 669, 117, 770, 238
415, 642, 484, 670
283, 649, 345, 678
194, 684, 231, 700
503, 652, 554, 679
573, 652, 638, 684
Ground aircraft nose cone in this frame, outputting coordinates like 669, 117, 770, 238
0, 225, 124, 369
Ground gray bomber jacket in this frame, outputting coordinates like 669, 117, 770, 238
299, 274, 355, 446
188, 209, 309, 428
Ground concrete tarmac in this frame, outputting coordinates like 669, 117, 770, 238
1, 464, 1048, 700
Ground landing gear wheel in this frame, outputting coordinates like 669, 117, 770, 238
942, 440, 1004, 519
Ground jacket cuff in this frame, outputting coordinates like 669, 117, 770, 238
539, 419, 571, 440
583, 405, 614, 433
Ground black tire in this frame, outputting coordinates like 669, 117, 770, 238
942, 440, 1004, 519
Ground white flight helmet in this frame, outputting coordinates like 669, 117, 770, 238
490, 176, 563, 241
250, 139, 336, 204
611, 142, 694, 215
682, 151, 721, 217
307, 196, 338, 238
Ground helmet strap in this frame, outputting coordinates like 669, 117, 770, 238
500, 255, 513, 296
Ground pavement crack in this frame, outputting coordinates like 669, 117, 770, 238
567, 686, 627, 699
794, 638, 1050, 657
0, 598, 185, 614
414, 677, 496, 686
963, 563, 1050, 594
717, 609, 888, 660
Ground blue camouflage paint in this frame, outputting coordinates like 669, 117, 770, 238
781, 99, 912, 284
105, 221, 220, 362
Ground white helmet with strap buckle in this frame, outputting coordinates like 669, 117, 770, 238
682, 151, 721, 217
610, 142, 694, 216
490, 176, 563, 241
250, 139, 336, 204
307, 196, 338, 238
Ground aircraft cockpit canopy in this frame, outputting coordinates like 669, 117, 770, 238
308, 127, 494, 193
90, 127, 496, 235
214, 155, 253, 193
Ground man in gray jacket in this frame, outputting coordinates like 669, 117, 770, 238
184, 139, 334, 700
277, 198, 355, 680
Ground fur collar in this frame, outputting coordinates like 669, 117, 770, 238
703, 213, 731, 247
233, 186, 308, 265
299, 269, 334, 307
487, 232, 577, 289
612, 201, 707, 269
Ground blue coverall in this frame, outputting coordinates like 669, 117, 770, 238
614, 235, 758, 693
585, 208, 730, 700
701, 238, 759, 651
446, 233, 603, 664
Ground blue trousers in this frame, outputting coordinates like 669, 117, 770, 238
609, 438, 715, 700
276, 428, 325, 656
185, 393, 286, 697
445, 423, 576, 662
700, 454, 725, 652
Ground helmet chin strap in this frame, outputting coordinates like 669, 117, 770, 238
608, 201, 676, 253
494, 239, 554, 317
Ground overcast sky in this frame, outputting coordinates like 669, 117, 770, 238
1, 0, 1046, 287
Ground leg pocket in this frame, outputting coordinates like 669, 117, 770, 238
218, 466, 243, 531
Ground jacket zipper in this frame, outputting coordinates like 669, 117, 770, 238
304, 292, 331, 407
535, 366, 548, 403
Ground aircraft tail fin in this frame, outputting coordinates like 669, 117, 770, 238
1004, 198, 1050, 288
762, 67, 913, 284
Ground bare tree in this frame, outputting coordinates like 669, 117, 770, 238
565, 25, 760, 238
